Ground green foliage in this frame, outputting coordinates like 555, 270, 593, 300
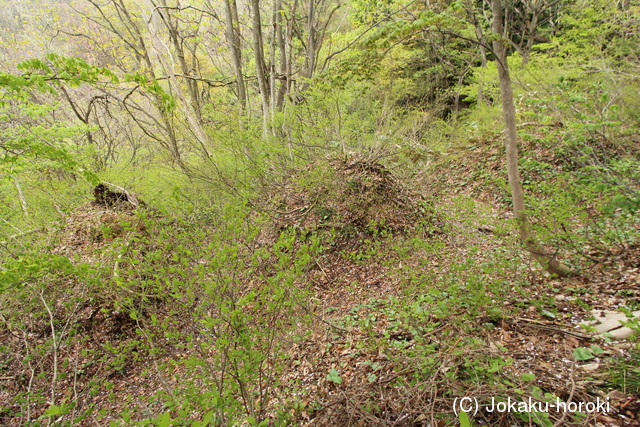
514, 388, 555, 427
327, 368, 343, 384
0, 55, 117, 180
92, 201, 322, 425
607, 348, 640, 394
124, 73, 176, 113
0, 249, 103, 425
1, 194, 323, 425
17, 53, 118, 88
2, 0, 640, 424
619, 307, 640, 336
0, 253, 75, 293
573, 347, 595, 361
552, 0, 640, 62
459, 410, 472, 427
0, 54, 123, 236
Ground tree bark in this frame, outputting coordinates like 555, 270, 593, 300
14, 177, 28, 217
465, 0, 488, 104
156, 0, 202, 120
270, 0, 288, 114
145, 0, 213, 154
298, 0, 320, 94
275, 0, 288, 110
86, 0, 190, 175
305, 0, 317, 81
491, 0, 574, 277
250, 0, 271, 136
270, 0, 278, 116
284, 0, 298, 100
222, 0, 247, 111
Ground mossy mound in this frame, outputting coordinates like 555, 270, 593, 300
52, 204, 146, 259
268, 155, 435, 236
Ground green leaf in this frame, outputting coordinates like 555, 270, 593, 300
573, 347, 594, 361
327, 368, 342, 384
590, 345, 604, 355
201, 411, 213, 425
459, 410, 472, 427
45, 404, 61, 416
521, 373, 536, 381
157, 412, 171, 427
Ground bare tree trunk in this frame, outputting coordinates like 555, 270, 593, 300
466, 0, 488, 104
269, 0, 288, 114
156, 0, 202, 121
14, 177, 28, 217
491, 0, 574, 277
85, 0, 190, 175
270, 0, 278, 117
275, 0, 287, 110
145, 0, 212, 154
250, 0, 271, 136
284, 0, 298, 100
299, 0, 318, 94
306, 0, 317, 77
222, 0, 247, 111
521, 5, 539, 66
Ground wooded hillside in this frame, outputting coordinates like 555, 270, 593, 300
1, 0, 639, 425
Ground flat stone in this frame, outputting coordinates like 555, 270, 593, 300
607, 327, 635, 340
579, 363, 600, 372
581, 309, 640, 340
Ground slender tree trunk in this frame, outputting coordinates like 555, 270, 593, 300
222, 0, 247, 111
270, 0, 287, 113
306, 0, 317, 76
491, 0, 574, 277
270, 0, 278, 117
285, 0, 297, 99
299, 0, 317, 93
466, 0, 488, 104
145, 1, 212, 154
250, 0, 271, 136
157, 0, 202, 121
14, 177, 28, 217
521, 12, 538, 66
275, 0, 287, 110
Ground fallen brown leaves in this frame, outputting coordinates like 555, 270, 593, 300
3, 151, 640, 426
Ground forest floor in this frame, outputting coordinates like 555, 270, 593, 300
2, 141, 640, 426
